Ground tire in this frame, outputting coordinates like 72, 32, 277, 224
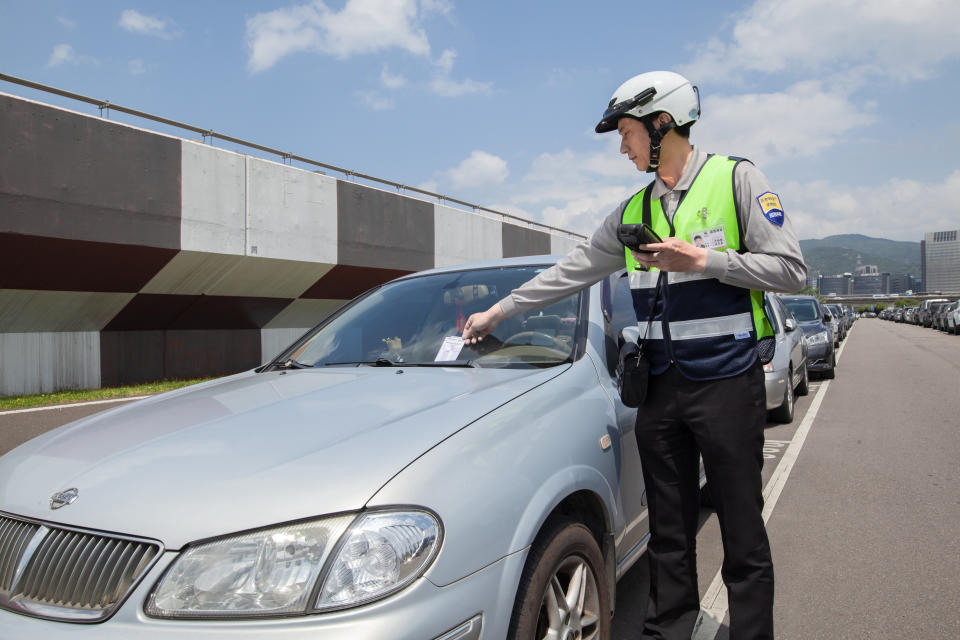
796, 361, 810, 396
508, 518, 611, 640
769, 369, 795, 423
822, 352, 836, 380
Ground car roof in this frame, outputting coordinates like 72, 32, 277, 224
392, 255, 564, 281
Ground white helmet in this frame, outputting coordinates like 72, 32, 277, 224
595, 70, 700, 134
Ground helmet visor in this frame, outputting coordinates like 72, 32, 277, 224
595, 86, 657, 133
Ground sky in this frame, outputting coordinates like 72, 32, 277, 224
1, 0, 959, 243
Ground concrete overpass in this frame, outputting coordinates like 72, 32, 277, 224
0, 91, 583, 396
818, 293, 958, 308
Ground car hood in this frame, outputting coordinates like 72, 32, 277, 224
0, 366, 566, 548
797, 321, 828, 334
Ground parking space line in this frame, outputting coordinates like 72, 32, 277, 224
0, 396, 150, 416
692, 326, 853, 638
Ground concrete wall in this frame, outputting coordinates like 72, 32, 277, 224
0, 92, 584, 396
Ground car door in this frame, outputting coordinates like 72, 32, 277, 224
599, 270, 649, 563
776, 296, 804, 380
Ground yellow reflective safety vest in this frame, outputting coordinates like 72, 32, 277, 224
623, 154, 773, 380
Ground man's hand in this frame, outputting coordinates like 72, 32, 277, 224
462, 304, 506, 344
631, 237, 709, 273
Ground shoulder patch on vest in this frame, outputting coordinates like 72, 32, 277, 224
757, 191, 784, 227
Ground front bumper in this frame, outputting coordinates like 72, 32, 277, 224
0, 547, 528, 640
804, 341, 833, 371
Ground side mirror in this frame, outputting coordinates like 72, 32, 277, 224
620, 325, 641, 346
823, 312, 833, 322
784, 317, 797, 332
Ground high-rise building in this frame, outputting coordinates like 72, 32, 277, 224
853, 273, 887, 295
819, 273, 852, 296
922, 230, 960, 293
889, 274, 917, 294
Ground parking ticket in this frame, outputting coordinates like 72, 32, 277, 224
435, 336, 465, 361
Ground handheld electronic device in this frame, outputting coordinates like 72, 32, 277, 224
617, 223, 662, 252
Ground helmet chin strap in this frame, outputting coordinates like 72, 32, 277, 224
643, 118, 675, 173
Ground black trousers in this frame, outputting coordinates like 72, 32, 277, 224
636, 361, 774, 640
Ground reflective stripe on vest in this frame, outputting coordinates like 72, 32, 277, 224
638, 311, 755, 341
622, 154, 773, 381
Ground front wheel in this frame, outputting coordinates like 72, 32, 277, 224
769, 369, 795, 423
508, 518, 611, 640
822, 352, 836, 380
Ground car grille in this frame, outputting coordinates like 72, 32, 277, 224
0, 512, 162, 623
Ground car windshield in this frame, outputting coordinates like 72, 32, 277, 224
784, 299, 819, 322
279, 265, 582, 369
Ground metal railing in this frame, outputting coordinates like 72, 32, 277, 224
1, 72, 585, 240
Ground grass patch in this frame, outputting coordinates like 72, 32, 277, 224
0, 378, 217, 411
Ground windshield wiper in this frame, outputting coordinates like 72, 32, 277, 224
323, 357, 397, 367
395, 360, 480, 368
322, 359, 479, 368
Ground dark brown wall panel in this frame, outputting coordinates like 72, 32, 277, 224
100, 330, 165, 387
301, 264, 411, 300
105, 294, 292, 331
0, 94, 181, 249
503, 224, 552, 258
164, 330, 261, 380
337, 182, 434, 272
0, 233, 178, 292
100, 329, 261, 386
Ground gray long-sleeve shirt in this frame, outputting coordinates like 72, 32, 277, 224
498, 147, 807, 318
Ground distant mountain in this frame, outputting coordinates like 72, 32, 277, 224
798, 234, 921, 277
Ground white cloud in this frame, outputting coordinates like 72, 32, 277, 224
681, 0, 960, 84
46, 44, 97, 68
783, 170, 960, 242
693, 81, 876, 166
430, 49, 491, 97
57, 16, 75, 29
46, 44, 76, 67
442, 151, 509, 189
118, 9, 179, 39
358, 91, 395, 110
246, 0, 431, 72
128, 58, 146, 75
381, 66, 407, 89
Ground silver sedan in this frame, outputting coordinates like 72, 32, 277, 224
0, 257, 672, 640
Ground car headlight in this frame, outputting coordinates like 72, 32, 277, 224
145, 510, 441, 619
804, 331, 829, 346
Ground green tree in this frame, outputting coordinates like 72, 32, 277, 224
798, 286, 824, 302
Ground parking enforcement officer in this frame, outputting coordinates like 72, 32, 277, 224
462, 70, 806, 639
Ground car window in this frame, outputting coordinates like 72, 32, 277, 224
601, 270, 638, 338
783, 298, 819, 322
283, 266, 583, 369
764, 295, 781, 334
775, 297, 794, 327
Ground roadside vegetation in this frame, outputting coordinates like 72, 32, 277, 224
0, 378, 215, 411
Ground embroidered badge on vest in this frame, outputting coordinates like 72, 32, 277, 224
757, 192, 784, 227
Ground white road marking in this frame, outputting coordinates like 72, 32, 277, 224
0, 396, 150, 416
692, 327, 853, 638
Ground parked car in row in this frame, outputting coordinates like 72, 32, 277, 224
943, 301, 959, 334
1, 256, 724, 640
781, 295, 836, 379
878, 298, 960, 335
824, 304, 846, 345
763, 293, 809, 423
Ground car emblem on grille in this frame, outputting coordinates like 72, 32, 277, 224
50, 487, 79, 509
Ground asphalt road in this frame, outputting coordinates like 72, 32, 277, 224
2, 319, 958, 638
